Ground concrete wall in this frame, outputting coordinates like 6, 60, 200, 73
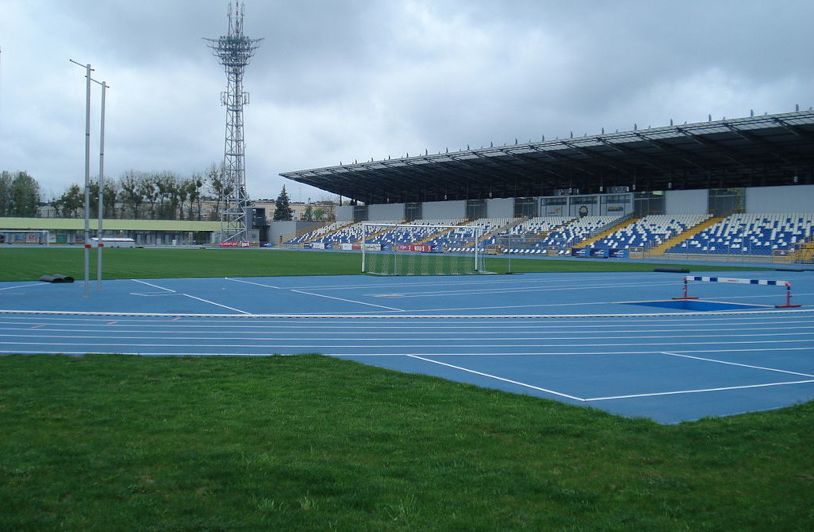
422, 200, 466, 220
368, 203, 405, 221
665, 189, 709, 214
487, 198, 514, 218
335, 205, 354, 222
746, 185, 814, 213
270, 221, 322, 245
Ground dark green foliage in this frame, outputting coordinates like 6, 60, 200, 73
273, 185, 294, 221
0, 355, 811, 529
0, 171, 40, 217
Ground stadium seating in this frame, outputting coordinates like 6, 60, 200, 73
424, 218, 519, 253
590, 214, 710, 252
364, 219, 464, 249
531, 215, 623, 254
667, 213, 814, 256
508, 216, 575, 235
285, 221, 351, 244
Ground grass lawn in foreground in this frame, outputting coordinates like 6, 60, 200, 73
0, 247, 764, 281
0, 355, 812, 530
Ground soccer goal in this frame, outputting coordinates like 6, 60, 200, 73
361, 222, 486, 275
0, 230, 50, 245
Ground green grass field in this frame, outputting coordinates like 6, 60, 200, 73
0, 246, 761, 281
0, 247, 807, 529
1, 355, 812, 530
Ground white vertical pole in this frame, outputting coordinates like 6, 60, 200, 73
96, 81, 107, 289
474, 227, 480, 272
361, 223, 366, 273
83, 63, 92, 296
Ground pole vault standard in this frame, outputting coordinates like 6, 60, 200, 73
69, 59, 94, 296
92, 79, 108, 290
674, 276, 802, 309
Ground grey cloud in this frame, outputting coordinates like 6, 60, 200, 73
0, 0, 812, 202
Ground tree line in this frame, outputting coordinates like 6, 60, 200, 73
0, 171, 40, 217
3, 167, 336, 223
1, 165, 235, 221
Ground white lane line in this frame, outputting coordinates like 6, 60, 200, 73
405, 354, 586, 401
182, 294, 250, 315
225, 278, 281, 289
1, 315, 811, 329
131, 279, 176, 293
289, 274, 628, 292
0, 283, 50, 292
0, 309, 811, 318
585, 379, 814, 402
376, 281, 676, 299
289, 289, 405, 312
225, 277, 405, 312
660, 351, 814, 378
5, 331, 814, 343
3, 323, 814, 334
341, 347, 814, 356
133, 279, 249, 314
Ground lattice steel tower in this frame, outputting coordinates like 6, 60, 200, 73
206, 2, 262, 243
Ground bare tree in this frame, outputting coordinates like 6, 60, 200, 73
119, 171, 145, 219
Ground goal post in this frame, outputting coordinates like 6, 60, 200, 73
361, 222, 486, 275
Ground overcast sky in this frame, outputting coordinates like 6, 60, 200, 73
1, 0, 812, 202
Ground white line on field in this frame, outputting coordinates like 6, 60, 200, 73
289, 289, 405, 312
130, 279, 176, 292
225, 278, 281, 289
182, 294, 250, 315
225, 277, 405, 312
0, 283, 49, 292
585, 379, 814, 402
660, 351, 814, 378
405, 354, 585, 401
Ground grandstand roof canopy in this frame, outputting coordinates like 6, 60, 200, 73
281, 110, 814, 204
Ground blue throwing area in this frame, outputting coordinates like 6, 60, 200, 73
1, 270, 813, 423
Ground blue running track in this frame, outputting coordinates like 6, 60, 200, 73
1, 271, 812, 423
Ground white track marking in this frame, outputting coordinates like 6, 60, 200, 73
5, 348, 813, 357
585, 379, 814, 402
284, 274, 640, 292
288, 289, 405, 311
131, 279, 248, 314
130, 279, 176, 292
225, 278, 280, 289
3, 322, 814, 332
0, 283, 49, 292
225, 277, 405, 312
660, 351, 814, 378
182, 294, 250, 314
373, 281, 676, 299
0, 314, 810, 328
3, 338, 813, 349
4, 331, 813, 342
406, 354, 585, 401
0, 309, 810, 319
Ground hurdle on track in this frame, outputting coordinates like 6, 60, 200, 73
674, 276, 802, 308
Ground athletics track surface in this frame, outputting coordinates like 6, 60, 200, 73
1, 271, 812, 424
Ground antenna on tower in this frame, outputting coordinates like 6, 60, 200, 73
205, 1, 263, 244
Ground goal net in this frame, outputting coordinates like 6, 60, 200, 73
361, 222, 486, 275
0, 230, 50, 246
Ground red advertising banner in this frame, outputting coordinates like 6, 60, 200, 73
397, 244, 433, 253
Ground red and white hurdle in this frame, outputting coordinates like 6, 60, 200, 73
674, 276, 802, 308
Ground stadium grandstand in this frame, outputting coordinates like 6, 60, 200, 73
279, 109, 814, 264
